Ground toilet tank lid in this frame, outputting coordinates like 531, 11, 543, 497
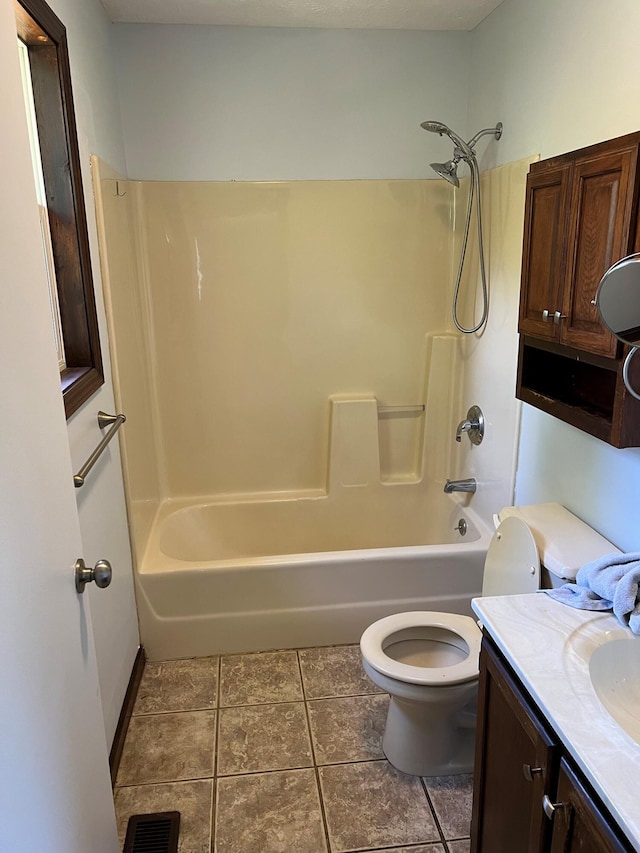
497, 503, 620, 581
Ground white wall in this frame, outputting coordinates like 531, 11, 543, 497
469, 0, 640, 550
42, 0, 140, 745
113, 24, 471, 181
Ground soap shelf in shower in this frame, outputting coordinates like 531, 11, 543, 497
377, 404, 425, 415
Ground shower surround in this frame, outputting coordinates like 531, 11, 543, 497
93, 160, 530, 658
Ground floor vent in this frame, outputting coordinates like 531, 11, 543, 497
123, 811, 180, 853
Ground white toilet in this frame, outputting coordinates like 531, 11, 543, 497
360, 503, 618, 777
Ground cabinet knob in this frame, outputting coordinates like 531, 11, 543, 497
542, 794, 568, 820
542, 309, 550, 322
553, 311, 567, 324
523, 763, 543, 782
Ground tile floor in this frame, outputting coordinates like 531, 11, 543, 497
114, 645, 473, 853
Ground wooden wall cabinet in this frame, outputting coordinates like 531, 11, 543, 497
471, 638, 632, 853
517, 132, 640, 446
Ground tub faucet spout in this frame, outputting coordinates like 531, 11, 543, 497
444, 478, 477, 494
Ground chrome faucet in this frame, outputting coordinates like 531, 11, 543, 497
455, 405, 484, 445
444, 478, 477, 494
456, 420, 473, 441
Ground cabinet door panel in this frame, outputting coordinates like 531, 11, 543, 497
549, 759, 631, 853
561, 149, 637, 355
472, 643, 559, 853
519, 165, 571, 339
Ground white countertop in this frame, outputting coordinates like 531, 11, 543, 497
472, 593, 640, 852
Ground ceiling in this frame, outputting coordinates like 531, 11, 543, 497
101, 0, 506, 31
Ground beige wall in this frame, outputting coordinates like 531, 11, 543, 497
452, 157, 535, 520
112, 179, 455, 500
92, 159, 161, 557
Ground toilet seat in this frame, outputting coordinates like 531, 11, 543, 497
360, 611, 482, 686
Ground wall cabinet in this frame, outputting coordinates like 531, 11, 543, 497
471, 638, 632, 853
517, 132, 640, 447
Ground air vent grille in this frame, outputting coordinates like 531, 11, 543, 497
123, 811, 180, 853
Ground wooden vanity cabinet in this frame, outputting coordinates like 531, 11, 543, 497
471, 639, 559, 853
517, 132, 640, 447
471, 638, 633, 853
548, 759, 630, 853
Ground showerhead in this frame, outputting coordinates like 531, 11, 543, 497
420, 120, 503, 177
430, 160, 460, 188
420, 120, 450, 135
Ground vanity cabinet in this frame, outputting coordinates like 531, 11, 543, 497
516, 131, 640, 447
471, 638, 633, 853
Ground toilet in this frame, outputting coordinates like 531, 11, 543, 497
360, 503, 619, 777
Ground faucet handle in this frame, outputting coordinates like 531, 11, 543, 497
456, 420, 472, 442
455, 405, 484, 446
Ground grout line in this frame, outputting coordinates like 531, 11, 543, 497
132, 704, 216, 717
213, 655, 221, 777
209, 774, 216, 853
114, 774, 215, 790
298, 650, 333, 853
420, 776, 448, 848
210, 756, 385, 780
341, 843, 449, 852
211, 654, 221, 852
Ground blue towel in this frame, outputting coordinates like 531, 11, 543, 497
544, 552, 640, 634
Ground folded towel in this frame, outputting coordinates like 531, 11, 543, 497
545, 552, 640, 634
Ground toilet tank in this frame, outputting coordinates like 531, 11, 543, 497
497, 503, 620, 588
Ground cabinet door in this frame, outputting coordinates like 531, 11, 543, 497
471, 642, 560, 853
560, 148, 638, 355
548, 759, 631, 853
519, 164, 572, 340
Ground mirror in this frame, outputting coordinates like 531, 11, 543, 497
596, 253, 640, 401
596, 253, 640, 346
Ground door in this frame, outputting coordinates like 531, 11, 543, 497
560, 147, 637, 356
0, 1, 119, 849
519, 164, 572, 340
471, 642, 559, 853
548, 759, 631, 853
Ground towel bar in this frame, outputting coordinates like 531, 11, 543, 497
73, 411, 126, 488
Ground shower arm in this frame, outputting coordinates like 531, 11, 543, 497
466, 124, 503, 152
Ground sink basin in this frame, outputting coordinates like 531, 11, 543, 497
589, 638, 640, 744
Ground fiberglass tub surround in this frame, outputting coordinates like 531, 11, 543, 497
92, 160, 533, 660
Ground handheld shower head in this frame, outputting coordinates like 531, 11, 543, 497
430, 160, 460, 187
420, 117, 504, 334
420, 120, 450, 135
420, 119, 472, 157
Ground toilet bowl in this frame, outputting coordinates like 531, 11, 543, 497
360, 504, 619, 777
361, 612, 481, 776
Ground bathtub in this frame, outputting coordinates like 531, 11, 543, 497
134, 488, 491, 661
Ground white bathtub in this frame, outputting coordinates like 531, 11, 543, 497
135, 488, 491, 660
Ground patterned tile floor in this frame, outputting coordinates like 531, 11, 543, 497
114, 645, 473, 853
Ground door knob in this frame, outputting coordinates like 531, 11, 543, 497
75, 558, 113, 594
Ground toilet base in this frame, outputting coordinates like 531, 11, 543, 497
382, 695, 476, 777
